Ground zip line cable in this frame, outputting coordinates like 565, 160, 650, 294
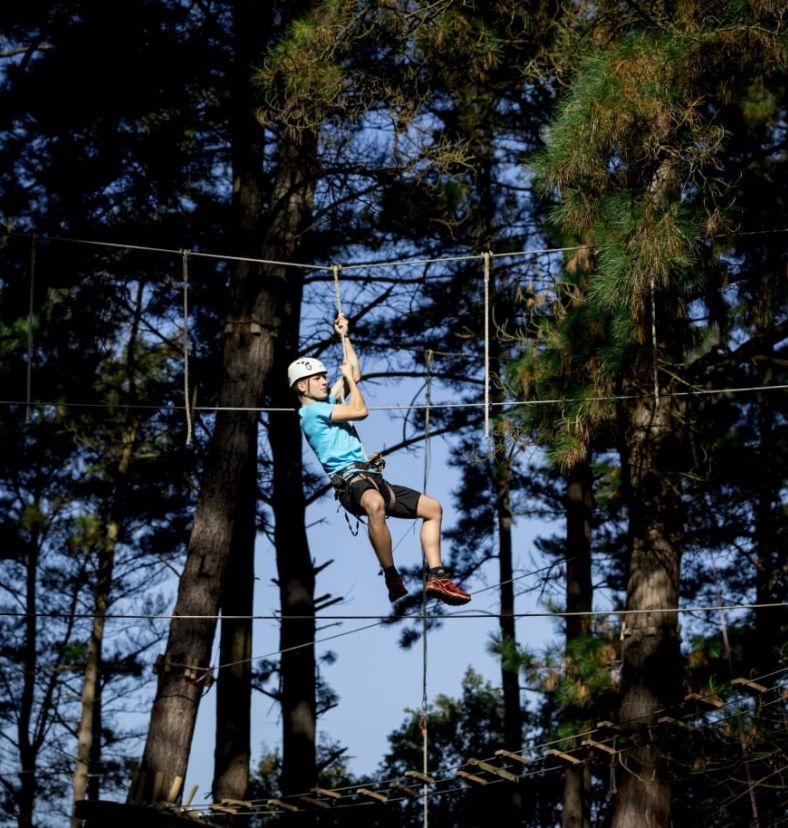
7, 541, 746, 681
1, 382, 785, 417
4, 225, 786, 275
2, 229, 587, 274
3, 224, 784, 429
182, 546, 620, 677
2, 600, 783, 623
331, 264, 350, 362
2, 230, 331, 271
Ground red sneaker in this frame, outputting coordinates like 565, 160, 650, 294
425, 576, 471, 606
385, 571, 407, 602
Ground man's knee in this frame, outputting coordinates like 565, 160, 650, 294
361, 489, 386, 520
418, 495, 442, 520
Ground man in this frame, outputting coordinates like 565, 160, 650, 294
289, 313, 471, 606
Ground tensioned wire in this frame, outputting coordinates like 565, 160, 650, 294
3, 229, 587, 273
7, 548, 624, 680
181, 249, 193, 445
3, 382, 786, 415
5, 543, 763, 678
9, 225, 783, 427
2, 600, 783, 622
5, 226, 787, 275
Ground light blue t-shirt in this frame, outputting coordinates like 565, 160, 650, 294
299, 394, 367, 476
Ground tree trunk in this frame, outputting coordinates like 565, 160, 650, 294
271, 377, 317, 795
267, 133, 317, 795
209, 0, 272, 807
482, 234, 522, 822
72, 428, 136, 825
136, 339, 271, 803
134, 0, 292, 804
18, 530, 39, 828
494, 447, 521, 752
611, 393, 684, 828
74, 285, 143, 820
252, 1, 321, 794
493, 440, 525, 828
212, 449, 256, 807
562, 460, 593, 828
753, 346, 786, 676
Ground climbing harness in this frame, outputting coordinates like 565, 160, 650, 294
330, 451, 397, 521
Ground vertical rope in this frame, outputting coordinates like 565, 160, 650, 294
25, 235, 37, 423
421, 349, 433, 828
483, 252, 492, 438
181, 250, 193, 446
423, 350, 433, 494
332, 265, 349, 361
650, 278, 659, 405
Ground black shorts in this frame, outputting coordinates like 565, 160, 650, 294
334, 473, 422, 519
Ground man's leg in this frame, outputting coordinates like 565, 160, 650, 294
360, 488, 406, 602
417, 494, 471, 606
416, 494, 443, 568
361, 488, 393, 567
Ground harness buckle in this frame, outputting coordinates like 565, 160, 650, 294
367, 451, 386, 473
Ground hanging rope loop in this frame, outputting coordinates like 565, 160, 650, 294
332, 264, 349, 361
482, 251, 492, 438
181, 249, 193, 446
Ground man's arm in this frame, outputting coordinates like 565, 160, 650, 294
330, 362, 368, 422
329, 313, 360, 399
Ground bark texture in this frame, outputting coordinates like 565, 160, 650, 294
562, 461, 593, 828
611, 394, 684, 828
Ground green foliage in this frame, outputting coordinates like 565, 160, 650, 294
255, 2, 348, 129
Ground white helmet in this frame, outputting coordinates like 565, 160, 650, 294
288, 357, 328, 388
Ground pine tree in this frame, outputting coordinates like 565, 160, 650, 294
528, 1, 787, 823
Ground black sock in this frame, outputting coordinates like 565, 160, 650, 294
384, 565, 399, 578
428, 566, 448, 578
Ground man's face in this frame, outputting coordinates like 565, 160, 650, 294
301, 372, 329, 400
